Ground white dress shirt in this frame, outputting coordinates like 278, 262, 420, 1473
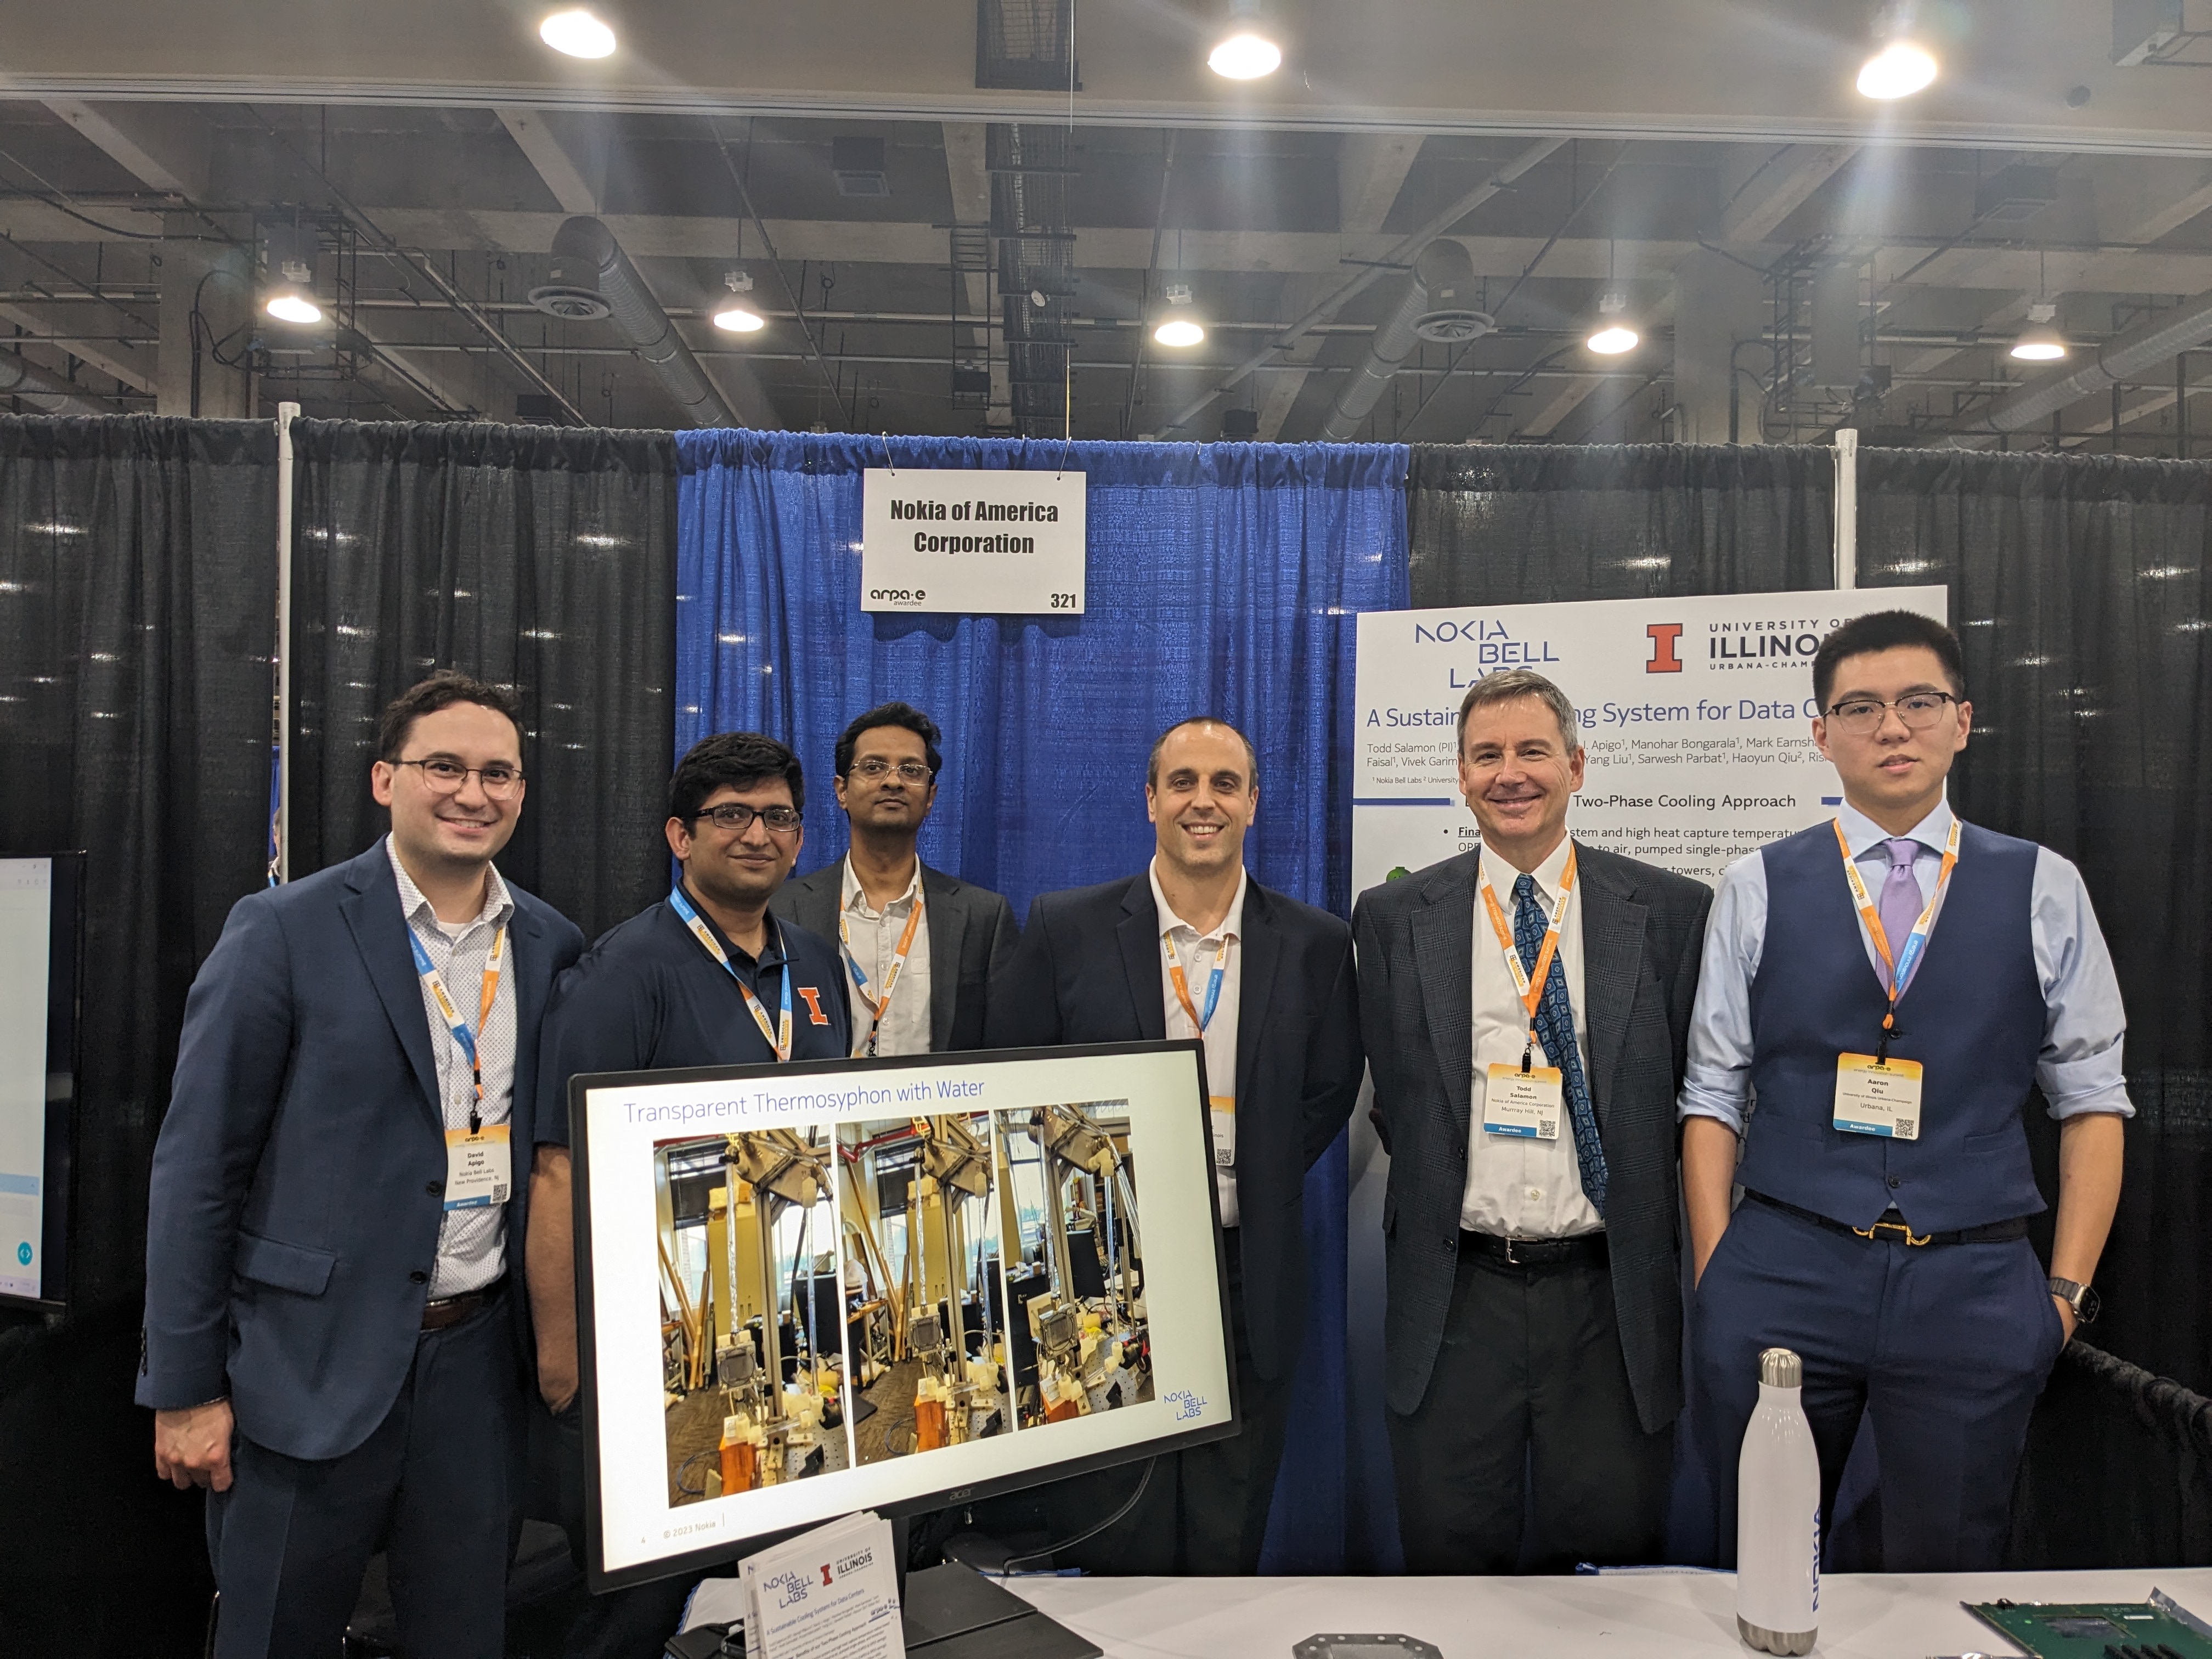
838, 855, 933, 1057
1152, 860, 1246, 1229
387, 837, 517, 1297
1678, 798, 2134, 1134
1462, 836, 1602, 1239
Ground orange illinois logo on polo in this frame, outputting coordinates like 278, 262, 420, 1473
798, 986, 830, 1025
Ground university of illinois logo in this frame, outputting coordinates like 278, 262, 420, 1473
1646, 622, 1685, 673
797, 986, 830, 1025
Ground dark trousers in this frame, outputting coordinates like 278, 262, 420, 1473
206, 1285, 523, 1659
1690, 1197, 2066, 1572
541, 1394, 695, 1658
1050, 1229, 1292, 1575
1389, 1235, 1674, 1575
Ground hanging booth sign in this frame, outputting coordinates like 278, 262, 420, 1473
860, 467, 1086, 614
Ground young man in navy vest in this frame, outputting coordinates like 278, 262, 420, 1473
1679, 610, 2129, 1571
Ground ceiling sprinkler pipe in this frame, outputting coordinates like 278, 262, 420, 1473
1319, 239, 1485, 441
542, 216, 737, 428
0, 350, 106, 415
1974, 281, 2212, 433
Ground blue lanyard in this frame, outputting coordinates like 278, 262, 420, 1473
407, 922, 505, 1132
669, 884, 793, 1062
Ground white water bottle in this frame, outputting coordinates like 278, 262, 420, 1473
1736, 1346, 1820, 1656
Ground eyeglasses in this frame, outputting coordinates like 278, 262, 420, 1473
393, 757, 524, 799
1823, 692, 1960, 735
849, 758, 932, 783
692, 802, 803, 834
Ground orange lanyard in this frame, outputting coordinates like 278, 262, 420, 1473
841, 889, 924, 1057
409, 922, 504, 1133
1163, 930, 1231, 1034
1832, 816, 1959, 1053
669, 884, 792, 1063
1476, 845, 1577, 1070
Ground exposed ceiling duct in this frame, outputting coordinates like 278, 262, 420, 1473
1318, 239, 1490, 441
532, 216, 737, 427
1967, 281, 2212, 433
0, 350, 107, 415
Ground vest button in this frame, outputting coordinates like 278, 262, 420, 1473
1886, 1175, 1901, 1189
409, 1270, 428, 1284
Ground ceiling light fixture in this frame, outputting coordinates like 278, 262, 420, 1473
262, 223, 324, 326
1208, 0, 1282, 79
1585, 244, 1637, 354
540, 8, 617, 58
2011, 255, 2067, 360
713, 267, 764, 333
1857, 4, 1937, 99
1154, 282, 1205, 347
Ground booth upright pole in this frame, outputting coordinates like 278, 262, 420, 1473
1832, 426, 1858, 591
274, 400, 300, 884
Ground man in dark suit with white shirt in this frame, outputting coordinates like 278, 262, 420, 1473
990, 715, 1364, 1573
770, 701, 1017, 1056
1352, 668, 1710, 1573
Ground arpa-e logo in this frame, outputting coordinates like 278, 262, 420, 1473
1646, 623, 1685, 674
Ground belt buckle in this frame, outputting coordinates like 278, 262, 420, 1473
1503, 1235, 1519, 1266
1852, 1219, 1932, 1246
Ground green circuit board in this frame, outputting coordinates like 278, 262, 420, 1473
1966, 1596, 2212, 1659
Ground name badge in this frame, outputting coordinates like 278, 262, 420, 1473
444, 1124, 514, 1209
1832, 1054, 1923, 1140
1482, 1064, 1562, 1140
1207, 1094, 1235, 1168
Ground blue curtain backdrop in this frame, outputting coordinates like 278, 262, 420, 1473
674, 430, 1409, 1570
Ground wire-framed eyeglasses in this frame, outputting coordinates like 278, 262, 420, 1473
392, 757, 524, 799
848, 758, 932, 783
1822, 692, 1960, 735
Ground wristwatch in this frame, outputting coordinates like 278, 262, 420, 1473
2047, 1277, 2100, 1325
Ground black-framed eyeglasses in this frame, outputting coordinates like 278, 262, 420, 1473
692, 802, 803, 834
848, 758, 932, 783
393, 757, 524, 799
1823, 692, 1960, 735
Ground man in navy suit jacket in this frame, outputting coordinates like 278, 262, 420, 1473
138, 672, 584, 1659
989, 716, 1364, 1575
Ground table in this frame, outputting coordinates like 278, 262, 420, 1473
1008, 1568, 2212, 1659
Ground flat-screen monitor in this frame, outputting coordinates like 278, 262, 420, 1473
0, 853, 82, 1309
569, 1040, 1235, 1592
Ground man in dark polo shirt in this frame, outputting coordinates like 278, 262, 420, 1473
526, 731, 849, 1656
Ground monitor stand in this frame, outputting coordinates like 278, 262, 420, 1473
901, 1562, 1102, 1659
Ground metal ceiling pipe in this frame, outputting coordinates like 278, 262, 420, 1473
0, 350, 106, 414
539, 216, 736, 427
1973, 281, 2212, 432
1319, 239, 1484, 441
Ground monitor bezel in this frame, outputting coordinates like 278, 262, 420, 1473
568, 1037, 1239, 1594
0, 850, 84, 1313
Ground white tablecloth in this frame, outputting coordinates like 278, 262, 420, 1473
1008, 1568, 2212, 1659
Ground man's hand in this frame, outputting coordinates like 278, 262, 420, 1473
154, 1400, 235, 1492
528, 1144, 580, 1413
2053, 1295, 2078, 1347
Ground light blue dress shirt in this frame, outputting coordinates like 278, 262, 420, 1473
1677, 799, 2134, 1135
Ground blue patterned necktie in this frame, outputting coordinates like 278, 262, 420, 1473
1511, 872, 1609, 1218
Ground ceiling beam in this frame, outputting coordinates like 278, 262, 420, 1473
0, 300, 155, 391
40, 98, 209, 199
1719, 142, 1859, 243
494, 108, 599, 215
1517, 373, 1607, 438
941, 121, 1005, 419
1338, 133, 1424, 235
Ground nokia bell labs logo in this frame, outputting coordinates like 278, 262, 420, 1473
1646, 623, 1685, 674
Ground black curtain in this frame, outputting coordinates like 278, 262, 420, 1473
0, 415, 274, 1652
1407, 443, 1837, 607
1859, 448, 2212, 1565
289, 420, 680, 942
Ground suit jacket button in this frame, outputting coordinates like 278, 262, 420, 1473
427, 1181, 444, 1197
1886, 1175, 1901, 1189
409, 1270, 428, 1284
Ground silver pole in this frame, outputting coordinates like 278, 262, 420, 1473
1833, 427, 1859, 591
274, 401, 300, 882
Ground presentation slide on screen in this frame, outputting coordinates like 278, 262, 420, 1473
578, 1045, 1229, 1581
0, 859, 52, 1301
1352, 586, 1949, 892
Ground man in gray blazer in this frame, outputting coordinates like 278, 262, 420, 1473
1352, 668, 1709, 1573
770, 701, 1017, 1054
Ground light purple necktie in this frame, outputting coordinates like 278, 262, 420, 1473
1876, 837, 1924, 991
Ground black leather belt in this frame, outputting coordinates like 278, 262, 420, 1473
1743, 1189, 2030, 1247
422, 1277, 505, 1331
1460, 1229, 1609, 1269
